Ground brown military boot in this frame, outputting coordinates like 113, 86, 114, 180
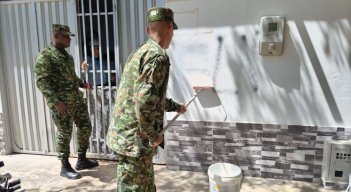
75, 150, 99, 170
60, 159, 82, 180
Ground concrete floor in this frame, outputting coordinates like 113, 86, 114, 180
0, 154, 342, 192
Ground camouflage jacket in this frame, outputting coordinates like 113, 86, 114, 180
107, 38, 181, 157
35, 45, 84, 108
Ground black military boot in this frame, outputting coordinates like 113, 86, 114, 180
60, 159, 82, 180
75, 150, 99, 170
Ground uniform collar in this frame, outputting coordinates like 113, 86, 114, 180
48, 45, 70, 60
48, 45, 70, 59
148, 38, 166, 55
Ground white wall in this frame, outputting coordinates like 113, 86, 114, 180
0, 98, 2, 113
165, 0, 351, 127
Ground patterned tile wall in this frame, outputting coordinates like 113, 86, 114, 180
166, 120, 350, 189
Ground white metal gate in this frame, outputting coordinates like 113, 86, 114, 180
75, 0, 165, 161
0, 0, 165, 160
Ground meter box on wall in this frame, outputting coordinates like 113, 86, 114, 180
322, 139, 351, 185
259, 16, 285, 56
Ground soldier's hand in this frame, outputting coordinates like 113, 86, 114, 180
150, 134, 163, 148
55, 102, 67, 116
177, 104, 187, 114
81, 61, 89, 71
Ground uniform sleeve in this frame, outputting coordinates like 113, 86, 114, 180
165, 98, 181, 112
76, 75, 85, 88
35, 54, 60, 108
133, 56, 168, 142
71, 56, 85, 88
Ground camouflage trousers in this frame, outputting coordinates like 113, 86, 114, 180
50, 98, 92, 160
117, 154, 156, 192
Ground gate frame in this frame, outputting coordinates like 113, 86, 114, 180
0, 30, 13, 155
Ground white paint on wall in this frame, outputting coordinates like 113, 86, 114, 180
166, 0, 351, 127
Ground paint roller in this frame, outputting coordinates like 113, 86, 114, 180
160, 85, 220, 135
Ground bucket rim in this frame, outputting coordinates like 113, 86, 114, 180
207, 163, 242, 179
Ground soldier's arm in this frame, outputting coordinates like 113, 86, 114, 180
75, 75, 85, 88
71, 56, 85, 87
134, 56, 168, 142
35, 54, 60, 108
165, 98, 181, 112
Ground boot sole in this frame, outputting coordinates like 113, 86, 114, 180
60, 172, 82, 180
75, 164, 99, 171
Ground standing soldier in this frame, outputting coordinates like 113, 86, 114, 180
35, 24, 99, 180
107, 7, 186, 191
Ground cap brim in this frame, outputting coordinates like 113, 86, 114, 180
173, 22, 178, 30
62, 31, 75, 36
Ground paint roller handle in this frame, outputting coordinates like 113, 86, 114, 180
182, 88, 204, 108
161, 114, 181, 135
161, 89, 204, 134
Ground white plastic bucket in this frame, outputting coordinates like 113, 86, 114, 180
208, 163, 242, 192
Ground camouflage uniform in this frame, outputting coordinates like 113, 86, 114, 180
107, 7, 180, 192
35, 25, 92, 160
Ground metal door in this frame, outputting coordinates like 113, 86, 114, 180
0, 0, 79, 155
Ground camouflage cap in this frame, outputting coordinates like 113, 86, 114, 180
147, 7, 178, 29
52, 24, 75, 36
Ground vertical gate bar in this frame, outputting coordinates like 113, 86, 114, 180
138, 1, 144, 45
104, 0, 111, 155
113, 0, 120, 90
129, 1, 136, 50
121, 0, 129, 63
134, 0, 140, 46
96, 0, 103, 154
80, 0, 93, 153
44, 2, 51, 45
89, 0, 99, 154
